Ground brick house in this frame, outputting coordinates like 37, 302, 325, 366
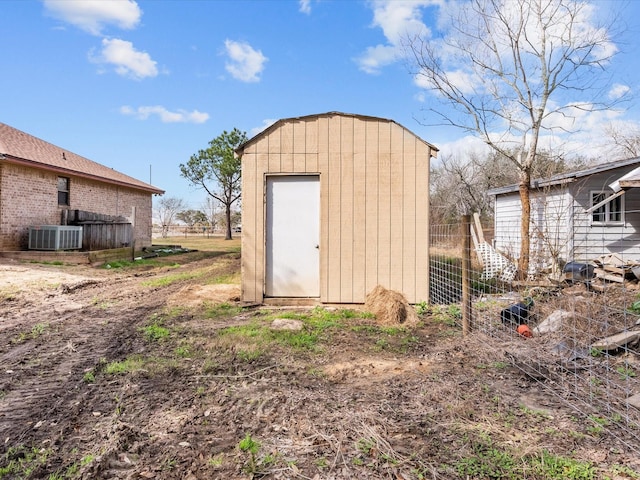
0, 122, 164, 251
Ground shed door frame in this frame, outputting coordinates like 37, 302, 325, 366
264, 174, 320, 297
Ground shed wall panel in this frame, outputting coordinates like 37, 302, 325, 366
364, 121, 379, 296
377, 123, 392, 290
318, 117, 330, 300
240, 153, 256, 301
402, 133, 417, 300
352, 118, 367, 302
339, 115, 354, 302
327, 118, 342, 301
389, 124, 404, 292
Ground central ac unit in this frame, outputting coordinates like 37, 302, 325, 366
28, 225, 83, 251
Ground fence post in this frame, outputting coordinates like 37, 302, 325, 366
461, 215, 472, 336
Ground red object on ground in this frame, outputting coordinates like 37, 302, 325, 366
517, 324, 533, 338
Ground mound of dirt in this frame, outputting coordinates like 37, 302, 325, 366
166, 284, 241, 309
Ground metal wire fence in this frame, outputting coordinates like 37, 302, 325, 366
429, 217, 640, 455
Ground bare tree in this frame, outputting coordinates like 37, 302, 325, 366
201, 197, 221, 233
605, 124, 640, 159
154, 197, 186, 238
431, 148, 591, 226
406, 0, 620, 278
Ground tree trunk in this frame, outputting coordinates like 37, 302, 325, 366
518, 179, 531, 280
224, 203, 232, 240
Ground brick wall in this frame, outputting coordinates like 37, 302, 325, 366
0, 163, 154, 250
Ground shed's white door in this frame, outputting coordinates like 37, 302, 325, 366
266, 175, 320, 297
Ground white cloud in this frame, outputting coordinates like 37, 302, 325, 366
43, 0, 141, 36
413, 68, 478, 95
299, 0, 311, 15
224, 39, 268, 83
356, 0, 437, 74
250, 118, 278, 137
91, 38, 158, 80
120, 105, 209, 124
356, 45, 398, 75
609, 83, 630, 100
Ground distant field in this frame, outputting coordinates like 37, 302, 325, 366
153, 235, 241, 253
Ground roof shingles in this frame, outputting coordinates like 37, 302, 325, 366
0, 122, 163, 194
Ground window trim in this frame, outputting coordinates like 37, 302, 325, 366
590, 189, 624, 226
57, 176, 70, 206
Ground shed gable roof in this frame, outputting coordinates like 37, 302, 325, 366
236, 111, 439, 155
0, 122, 164, 194
487, 156, 640, 196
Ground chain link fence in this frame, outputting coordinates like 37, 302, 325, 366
429, 217, 640, 454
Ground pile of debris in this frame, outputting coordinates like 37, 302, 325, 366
564, 253, 640, 291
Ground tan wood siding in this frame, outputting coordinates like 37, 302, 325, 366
364, 120, 379, 297
377, 123, 392, 291
240, 113, 434, 304
352, 118, 367, 303
339, 115, 354, 302
318, 117, 330, 301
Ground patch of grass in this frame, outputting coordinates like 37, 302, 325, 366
415, 300, 429, 315
0, 445, 51, 478
356, 437, 375, 456
218, 309, 340, 354
0, 287, 18, 302
153, 236, 241, 253
104, 356, 148, 375
237, 347, 265, 361
429, 304, 461, 326
205, 302, 244, 318
350, 323, 419, 354
141, 323, 170, 342
275, 306, 364, 328
452, 433, 596, 480
141, 270, 200, 287
586, 415, 608, 435
454, 436, 516, 478
91, 297, 114, 309
315, 457, 328, 469
12, 322, 49, 344
82, 371, 95, 383
616, 365, 636, 379
31, 322, 48, 336
531, 450, 595, 479
209, 272, 240, 284
238, 433, 261, 475
208, 454, 224, 467
611, 464, 640, 478
174, 345, 191, 358
103, 258, 176, 269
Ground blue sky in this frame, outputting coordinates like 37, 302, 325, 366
2, 0, 640, 209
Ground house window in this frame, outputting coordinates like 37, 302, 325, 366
591, 191, 623, 224
58, 176, 70, 206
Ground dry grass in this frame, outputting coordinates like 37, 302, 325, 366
364, 285, 419, 326
153, 235, 241, 253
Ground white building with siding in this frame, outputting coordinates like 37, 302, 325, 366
488, 157, 640, 270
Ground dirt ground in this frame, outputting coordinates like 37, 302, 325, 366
1, 250, 639, 479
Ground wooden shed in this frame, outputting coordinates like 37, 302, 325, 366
236, 112, 438, 305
